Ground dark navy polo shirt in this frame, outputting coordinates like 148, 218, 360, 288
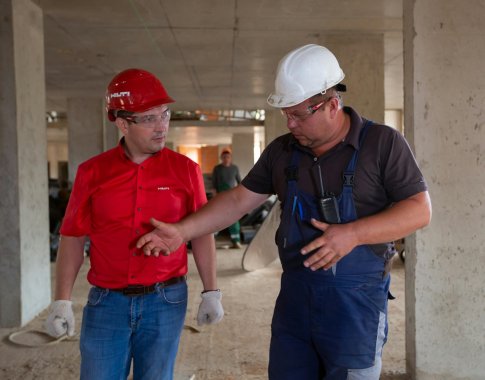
242, 106, 427, 220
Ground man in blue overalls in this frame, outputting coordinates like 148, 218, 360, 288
136, 44, 432, 379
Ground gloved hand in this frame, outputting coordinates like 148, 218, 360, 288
44, 300, 75, 338
197, 290, 224, 326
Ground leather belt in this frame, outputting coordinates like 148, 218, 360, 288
109, 275, 186, 296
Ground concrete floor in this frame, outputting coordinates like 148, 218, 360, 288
0, 239, 407, 379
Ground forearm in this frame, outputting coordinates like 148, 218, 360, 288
301, 191, 432, 271
54, 235, 86, 300
179, 185, 268, 241
351, 191, 432, 246
190, 234, 217, 291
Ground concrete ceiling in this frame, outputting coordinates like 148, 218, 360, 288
36, 0, 403, 146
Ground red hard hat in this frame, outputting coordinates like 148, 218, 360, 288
105, 68, 175, 121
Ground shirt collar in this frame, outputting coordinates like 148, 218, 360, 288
116, 137, 163, 163
116, 137, 129, 161
344, 106, 366, 151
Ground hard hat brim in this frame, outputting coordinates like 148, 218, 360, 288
267, 82, 346, 108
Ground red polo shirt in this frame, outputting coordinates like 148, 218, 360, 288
60, 141, 207, 288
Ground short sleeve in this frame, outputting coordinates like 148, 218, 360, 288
59, 163, 92, 236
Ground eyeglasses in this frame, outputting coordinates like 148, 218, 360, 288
281, 97, 333, 122
123, 109, 171, 126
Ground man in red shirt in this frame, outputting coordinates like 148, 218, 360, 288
44, 68, 223, 380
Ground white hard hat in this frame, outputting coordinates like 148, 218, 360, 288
267, 44, 346, 108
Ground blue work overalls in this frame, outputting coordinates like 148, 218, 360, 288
269, 122, 391, 380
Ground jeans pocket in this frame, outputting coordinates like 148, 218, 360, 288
157, 282, 187, 304
86, 287, 108, 306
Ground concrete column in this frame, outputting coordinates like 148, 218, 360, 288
231, 133, 254, 179
404, 1, 485, 378
385, 109, 404, 133
0, 0, 50, 327
67, 98, 104, 182
323, 35, 385, 123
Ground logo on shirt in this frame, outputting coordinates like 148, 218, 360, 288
157, 186, 170, 191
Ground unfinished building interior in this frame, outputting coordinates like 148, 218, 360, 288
1, 1, 484, 379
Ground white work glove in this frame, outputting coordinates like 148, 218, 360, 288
44, 300, 75, 338
197, 290, 224, 326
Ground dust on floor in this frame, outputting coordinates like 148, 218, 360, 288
0, 246, 407, 380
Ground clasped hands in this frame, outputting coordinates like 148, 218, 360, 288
137, 217, 356, 270
136, 218, 184, 257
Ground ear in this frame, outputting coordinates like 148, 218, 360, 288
328, 97, 340, 118
115, 118, 129, 136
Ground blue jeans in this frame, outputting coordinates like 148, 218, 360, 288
80, 281, 188, 380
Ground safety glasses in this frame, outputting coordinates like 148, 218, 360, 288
123, 108, 171, 126
281, 97, 333, 122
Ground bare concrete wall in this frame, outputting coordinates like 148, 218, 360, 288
325, 34, 385, 124
0, 0, 50, 326
232, 133, 254, 179
404, 1, 485, 378
67, 98, 104, 182
103, 114, 120, 151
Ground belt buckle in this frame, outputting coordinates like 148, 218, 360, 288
122, 285, 150, 296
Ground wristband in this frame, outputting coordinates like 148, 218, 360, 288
201, 289, 220, 294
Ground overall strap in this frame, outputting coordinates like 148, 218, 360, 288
343, 120, 373, 188
283, 147, 301, 215
285, 147, 300, 183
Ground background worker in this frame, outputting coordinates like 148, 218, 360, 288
211, 149, 242, 248
44, 68, 224, 380
136, 44, 432, 379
